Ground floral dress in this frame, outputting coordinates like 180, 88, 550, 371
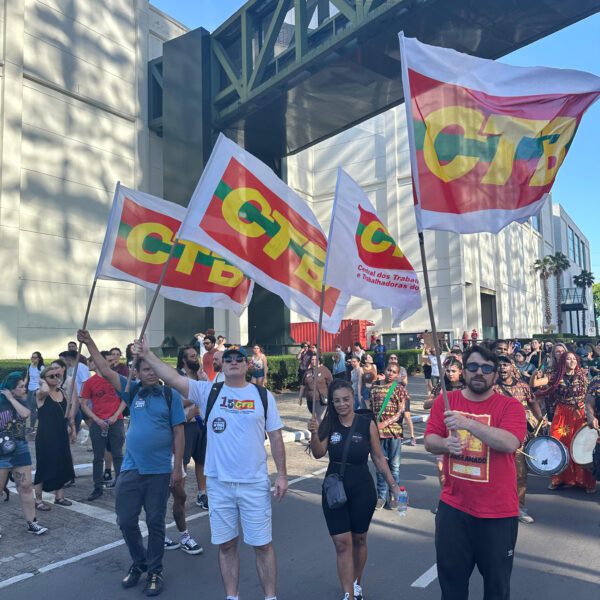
549, 371, 595, 490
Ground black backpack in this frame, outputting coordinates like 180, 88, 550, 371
125, 383, 174, 416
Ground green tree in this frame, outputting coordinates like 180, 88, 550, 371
533, 256, 553, 326
548, 252, 570, 333
573, 270, 595, 336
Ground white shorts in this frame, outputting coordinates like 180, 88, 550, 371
206, 477, 272, 546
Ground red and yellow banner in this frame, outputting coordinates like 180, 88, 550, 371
178, 135, 349, 333
399, 34, 600, 234
96, 185, 253, 315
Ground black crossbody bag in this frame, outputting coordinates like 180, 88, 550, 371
322, 416, 358, 510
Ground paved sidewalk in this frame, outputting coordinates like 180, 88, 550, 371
0, 376, 431, 584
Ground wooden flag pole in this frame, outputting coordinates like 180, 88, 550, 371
418, 232, 451, 413
311, 281, 328, 418
123, 237, 180, 393
70, 279, 99, 420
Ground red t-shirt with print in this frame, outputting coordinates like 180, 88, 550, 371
80, 374, 123, 421
425, 390, 526, 518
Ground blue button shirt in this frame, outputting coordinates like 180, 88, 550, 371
118, 375, 185, 474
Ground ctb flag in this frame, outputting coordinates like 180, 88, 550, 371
399, 33, 600, 234
96, 184, 253, 316
177, 134, 349, 333
325, 169, 421, 326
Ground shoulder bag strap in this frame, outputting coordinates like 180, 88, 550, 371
376, 382, 397, 422
339, 416, 359, 480
204, 381, 225, 422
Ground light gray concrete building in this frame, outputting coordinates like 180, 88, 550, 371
0, 1, 187, 358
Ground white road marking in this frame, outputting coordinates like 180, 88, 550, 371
0, 573, 35, 589
0, 466, 327, 589
411, 563, 438, 588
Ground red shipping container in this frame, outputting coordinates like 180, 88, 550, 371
290, 319, 374, 352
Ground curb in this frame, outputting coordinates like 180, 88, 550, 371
269, 414, 429, 445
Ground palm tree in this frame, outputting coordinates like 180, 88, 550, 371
533, 256, 553, 327
548, 252, 570, 333
573, 270, 595, 336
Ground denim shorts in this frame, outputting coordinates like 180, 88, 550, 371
0, 440, 32, 469
206, 477, 272, 546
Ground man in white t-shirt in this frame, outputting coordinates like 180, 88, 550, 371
133, 338, 287, 600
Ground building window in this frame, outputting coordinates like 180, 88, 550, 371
568, 227, 576, 261
576, 236, 582, 267
531, 214, 541, 233
580, 239, 587, 269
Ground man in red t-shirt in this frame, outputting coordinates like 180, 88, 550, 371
80, 356, 127, 501
201, 335, 217, 382
425, 345, 526, 600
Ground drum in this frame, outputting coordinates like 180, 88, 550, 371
523, 436, 569, 476
570, 426, 599, 469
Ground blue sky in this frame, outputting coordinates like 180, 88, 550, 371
152, 2, 600, 277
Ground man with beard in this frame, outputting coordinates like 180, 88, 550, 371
212, 350, 225, 384
493, 355, 542, 524
176, 346, 209, 511
424, 345, 526, 600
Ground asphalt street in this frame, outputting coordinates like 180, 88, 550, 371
1, 380, 599, 599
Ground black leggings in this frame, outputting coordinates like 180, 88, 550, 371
435, 501, 518, 600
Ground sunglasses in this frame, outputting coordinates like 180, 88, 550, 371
465, 362, 495, 375
223, 356, 245, 363
46, 374, 61, 380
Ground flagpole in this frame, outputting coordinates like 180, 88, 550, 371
310, 169, 343, 419
123, 236, 180, 393
70, 279, 99, 422
418, 232, 451, 412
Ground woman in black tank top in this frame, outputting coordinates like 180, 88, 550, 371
308, 380, 402, 600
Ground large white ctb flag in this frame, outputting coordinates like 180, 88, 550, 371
325, 169, 422, 326
177, 134, 350, 333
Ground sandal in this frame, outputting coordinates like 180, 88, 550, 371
54, 498, 72, 506
35, 500, 51, 511
547, 483, 563, 490
585, 488, 597, 494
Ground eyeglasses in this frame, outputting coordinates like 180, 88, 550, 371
223, 356, 245, 363
465, 362, 495, 375
46, 374, 61, 380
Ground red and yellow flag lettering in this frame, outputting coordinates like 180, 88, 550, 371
96, 185, 253, 316
178, 135, 349, 334
399, 34, 600, 234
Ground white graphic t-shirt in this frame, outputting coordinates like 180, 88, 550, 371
187, 381, 283, 483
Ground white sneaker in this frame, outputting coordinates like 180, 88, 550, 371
518, 508, 534, 524
354, 580, 363, 599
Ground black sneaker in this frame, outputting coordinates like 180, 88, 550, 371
103, 480, 116, 489
27, 520, 48, 535
122, 564, 147, 588
164, 536, 179, 550
103, 470, 112, 482
87, 488, 103, 501
143, 572, 163, 596
196, 492, 208, 510
180, 536, 203, 555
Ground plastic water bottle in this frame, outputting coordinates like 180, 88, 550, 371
397, 487, 408, 516
101, 420, 109, 437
